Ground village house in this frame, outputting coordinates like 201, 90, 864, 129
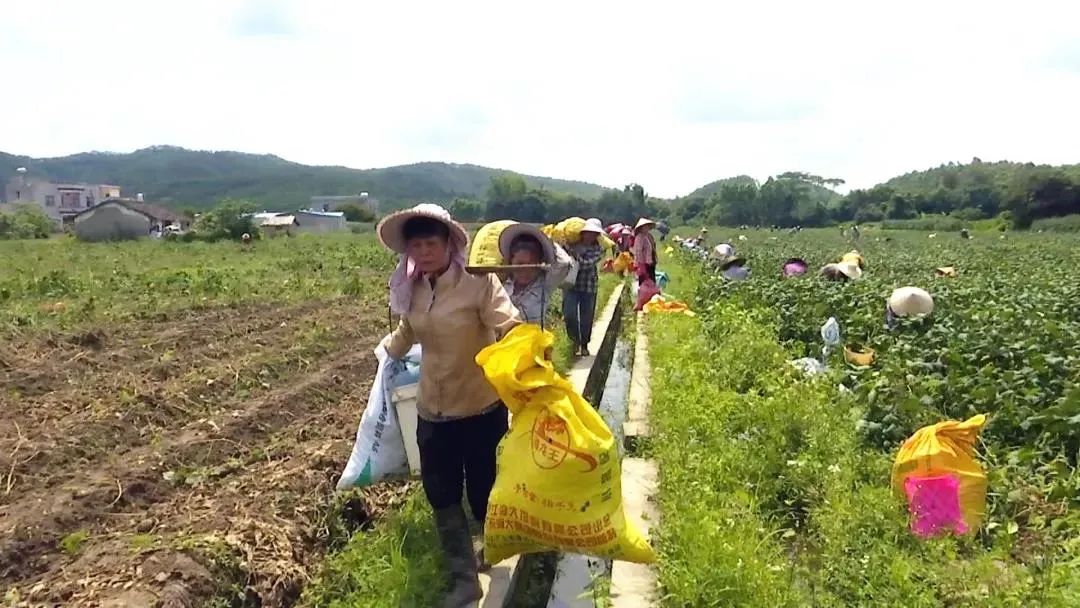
260, 214, 298, 237
72, 199, 190, 242
309, 192, 378, 214
3, 171, 121, 225
295, 209, 346, 233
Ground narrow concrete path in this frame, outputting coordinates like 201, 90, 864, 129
547, 311, 659, 608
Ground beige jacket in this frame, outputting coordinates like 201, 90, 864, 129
386, 264, 522, 421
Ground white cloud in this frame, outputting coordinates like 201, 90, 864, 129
2, 0, 1079, 197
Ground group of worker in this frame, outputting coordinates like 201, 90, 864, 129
375, 204, 657, 607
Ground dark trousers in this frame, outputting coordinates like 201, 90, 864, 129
418, 404, 509, 522
562, 289, 597, 347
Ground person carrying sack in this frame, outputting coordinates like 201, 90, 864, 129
499, 222, 571, 325
378, 204, 522, 607
563, 218, 605, 357
631, 217, 658, 285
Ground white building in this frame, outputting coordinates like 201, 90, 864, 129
309, 192, 378, 214
295, 209, 347, 233
3, 172, 121, 224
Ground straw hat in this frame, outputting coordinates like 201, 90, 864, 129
581, 218, 604, 234
634, 218, 657, 233
377, 203, 469, 254
888, 287, 934, 317
711, 243, 735, 259
716, 254, 745, 270
841, 250, 865, 269
499, 222, 556, 264
821, 262, 863, 280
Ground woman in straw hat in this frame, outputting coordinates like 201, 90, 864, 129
631, 218, 658, 285
820, 261, 863, 282
499, 222, 571, 325
378, 203, 522, 606
564, 218, 606, 357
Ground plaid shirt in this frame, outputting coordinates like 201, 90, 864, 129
569, 242, 604, 293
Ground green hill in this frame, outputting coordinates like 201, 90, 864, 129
683, 175, 760, 200
883, 159, 1080, 195
0, 146, 608, 211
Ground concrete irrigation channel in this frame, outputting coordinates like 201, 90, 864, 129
479, 282, 661, 607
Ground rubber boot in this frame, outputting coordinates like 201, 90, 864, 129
434, 506, 482, 608
472, 521, 490, 573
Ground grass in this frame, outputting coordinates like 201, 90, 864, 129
0, 233, 392, 332
59, 530, 90, 555
647, 248, 1080, 607
300, 493, 443, 608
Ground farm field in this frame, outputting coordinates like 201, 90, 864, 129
0, 235, 402, 607
649, 227, 1080, 605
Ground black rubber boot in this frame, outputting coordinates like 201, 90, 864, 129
434, 506, 482, 608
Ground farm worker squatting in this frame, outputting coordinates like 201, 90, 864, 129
377, 204, 523, 607
563, 218, 606, 357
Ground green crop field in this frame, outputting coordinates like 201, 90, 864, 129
648, 227, 1080, 606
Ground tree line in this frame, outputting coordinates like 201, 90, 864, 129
663, 161, 1080, 229
446, 174, 661, 226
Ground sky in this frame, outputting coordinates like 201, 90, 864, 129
3, 0, 1080, 198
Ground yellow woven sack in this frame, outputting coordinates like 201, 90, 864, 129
475, 325, 655, 564
599, 233, 617, 252
611, 251, 633, 274
550, 217, 587, 245
891, 414, 988, 533
468, 220, 516, 267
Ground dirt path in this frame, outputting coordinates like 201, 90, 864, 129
0, 300, 404, 607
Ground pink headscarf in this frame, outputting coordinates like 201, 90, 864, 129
388, 242, 466, 315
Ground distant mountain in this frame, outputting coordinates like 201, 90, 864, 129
0, 146, 609, 211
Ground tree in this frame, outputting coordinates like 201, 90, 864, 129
449, 198, 484, 222
1, 205, 54, 239
192, 199, 258, 241
488, 174, 528, 204
886, 194, 917, 220
336, 202, 376, 223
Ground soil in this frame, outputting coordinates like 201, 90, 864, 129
0, 299, 408, 607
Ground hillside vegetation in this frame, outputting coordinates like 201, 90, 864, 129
666, 160, 1080, 229
0, 146, 608, 211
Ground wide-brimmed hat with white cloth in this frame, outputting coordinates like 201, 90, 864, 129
888, 287, 934, 317
634, 218, 657, 233
499, 222, 557, 264
376, 203, 469, 254
581, 218, 605, 234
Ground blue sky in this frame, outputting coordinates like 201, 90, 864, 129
2, 0, 1079, 197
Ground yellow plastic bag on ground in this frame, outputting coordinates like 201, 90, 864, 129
468, 220, 516, 267
476, 325, 655, 564
643, 297, 695, 316
891, 414, 988, 534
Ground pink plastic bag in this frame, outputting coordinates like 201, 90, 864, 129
635, 280, 660, 311
904, 474, 967, 538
